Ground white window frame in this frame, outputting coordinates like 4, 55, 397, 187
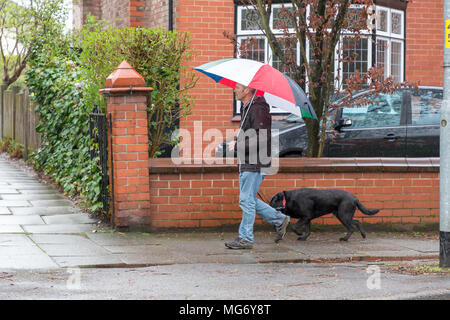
335, 35, 373, 90
374, 6, 405, 82
271, 3, 296, 35
376, 6, 404, 39
236, 3, 298, 114
236, 35, 268, 63
237, 6, 264, 36
389, 38, 404, 83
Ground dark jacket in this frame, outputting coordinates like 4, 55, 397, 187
236, 96, 272, 172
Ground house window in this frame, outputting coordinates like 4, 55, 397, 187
374, 6, 405, 83
340, 36, 370, 87
239, 37, 266, 63
235, 3, 405, 113
236, 4, 299, 114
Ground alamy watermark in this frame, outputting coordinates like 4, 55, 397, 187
66, 267, 81, 290
170, 121, 280, 175
366, 265, 381, 290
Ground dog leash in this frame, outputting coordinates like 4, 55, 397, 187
258, 190, 286, 212
257, 191, 270, 204
236, 90, 257, 140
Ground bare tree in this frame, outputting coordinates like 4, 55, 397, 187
0, 0, 65, 88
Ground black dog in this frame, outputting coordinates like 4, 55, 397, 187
269, 188, 380, 241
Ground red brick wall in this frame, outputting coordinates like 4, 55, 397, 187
74, 0, 154, 28
100, 0, 130, 27
106, 92, 152, 228
143, 0, 171, 28
148, 159, 439, 229
405, 0, 443, 86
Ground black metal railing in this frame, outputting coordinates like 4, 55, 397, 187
89, 106, 110, 214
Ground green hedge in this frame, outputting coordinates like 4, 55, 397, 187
25, 38, 104, 212
25, 19, 198, 216
79, 17, 197, 157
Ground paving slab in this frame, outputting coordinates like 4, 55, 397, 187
281, 240, 356, 256
0, 255, 58, 269
0, 207, 11, 214
29, 234, 95, 245
0, 245, 45, 256
0, 215, 44, 225
7, 184, 56, 190
102, 244, 166, 254
0, 200, 31, 207
0, 176, 34, 180
22, 224, 95, 234
42, 214, 98, 225
377, 238, 439, 254
0, 176, 30, 180
0, 234, 35, 246
52, 255, 125, 268
0, 225, 24, 233
29, 200, 74, 207
38, 243, 112, 257
180, 252, 259, 264
116, 252, 191, 266
10, 206, 80, 216
0, 194, 65, 201
0, 188, 20, 194
87, 232, 162, 246
16, 189, 60, 194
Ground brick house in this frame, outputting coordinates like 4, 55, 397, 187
74, 0, 442, 229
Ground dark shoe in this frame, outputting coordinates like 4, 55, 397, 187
225, 237, 253, 250
274, 216, 290, 243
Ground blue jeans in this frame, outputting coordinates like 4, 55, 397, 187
238, 171, 287, 243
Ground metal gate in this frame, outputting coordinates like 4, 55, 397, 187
89, 106, 111, 214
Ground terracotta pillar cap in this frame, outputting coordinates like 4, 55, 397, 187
100, 60, 152, 94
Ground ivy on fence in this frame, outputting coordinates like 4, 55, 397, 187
25, 37, 104, 213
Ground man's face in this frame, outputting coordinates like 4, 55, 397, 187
234, 83, 248, 102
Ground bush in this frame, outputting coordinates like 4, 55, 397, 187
0, 138, 23, 158
25, 18, 198, 217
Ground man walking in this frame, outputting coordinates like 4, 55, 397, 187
225, 83, 290, 250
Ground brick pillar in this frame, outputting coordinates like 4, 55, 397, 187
100, 60, 153, 230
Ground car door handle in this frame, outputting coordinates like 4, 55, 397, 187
384, 134, 400, 140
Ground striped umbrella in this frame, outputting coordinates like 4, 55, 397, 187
194, 58, 317, 120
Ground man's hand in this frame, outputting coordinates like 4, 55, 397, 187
228, 140, 237, 152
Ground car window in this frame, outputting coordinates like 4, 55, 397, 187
341, 91, 402, 128
411, 88, 442, 125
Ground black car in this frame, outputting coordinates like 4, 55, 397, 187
215, 86, 442, 157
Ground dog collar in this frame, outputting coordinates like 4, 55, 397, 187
275, 193, 286, 211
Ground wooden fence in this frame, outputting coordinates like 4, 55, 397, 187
0, 85, 41, 159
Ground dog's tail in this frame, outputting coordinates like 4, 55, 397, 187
356, 199, 379, 215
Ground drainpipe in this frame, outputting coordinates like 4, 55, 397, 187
440, 0, 450, 268
168, 0, 173, 31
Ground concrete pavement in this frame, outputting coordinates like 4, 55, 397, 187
0, 155, 443, 270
